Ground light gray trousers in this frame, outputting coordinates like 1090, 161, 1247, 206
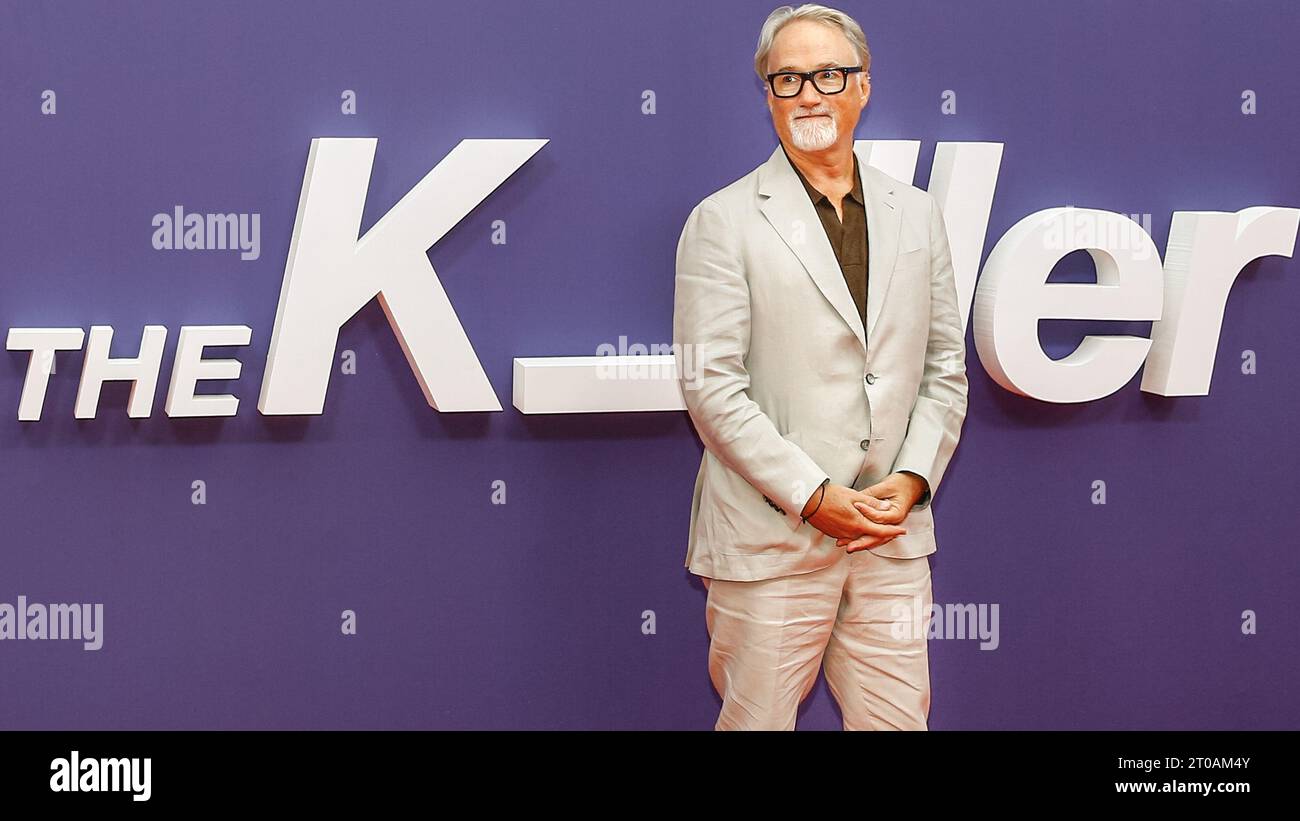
703, 549, 933, 730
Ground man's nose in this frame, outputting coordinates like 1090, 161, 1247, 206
798, 78, 823, 105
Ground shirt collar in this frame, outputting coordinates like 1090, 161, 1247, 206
784, 144, 865, 206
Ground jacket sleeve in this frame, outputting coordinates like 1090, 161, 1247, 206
672, 195, 830, 524
890, 193, 970, 509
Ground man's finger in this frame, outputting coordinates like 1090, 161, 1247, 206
837, 527, 904, 547
852, 499, 902, 526
838, 535, 887, 552
862, 481, 899, 500
837, 521, 906, 546
840, 533, 901, 552
852, 499, 890, 518
848, 537, 896, 553
854, 496, 891, 511
852, 520, 908, 538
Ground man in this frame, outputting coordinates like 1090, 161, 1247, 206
672, 3, 969, 730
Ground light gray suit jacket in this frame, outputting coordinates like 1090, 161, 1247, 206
672, 142, 969, 582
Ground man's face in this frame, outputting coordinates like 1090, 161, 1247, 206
764, 20, 870, 154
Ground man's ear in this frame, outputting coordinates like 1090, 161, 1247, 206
858, 76, 871, 110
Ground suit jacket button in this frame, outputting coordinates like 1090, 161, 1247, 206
865, 373, 876, 384
860, 438, 871, 450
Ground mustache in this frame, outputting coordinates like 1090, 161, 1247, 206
791, 109, 834, 121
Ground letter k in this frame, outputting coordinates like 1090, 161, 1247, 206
259, 137, 546, 414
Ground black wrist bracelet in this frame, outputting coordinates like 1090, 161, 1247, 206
801, 478, 830, 524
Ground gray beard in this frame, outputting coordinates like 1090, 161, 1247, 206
789, 115, 837, 151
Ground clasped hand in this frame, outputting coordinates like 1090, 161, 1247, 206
802, 472, 926, 553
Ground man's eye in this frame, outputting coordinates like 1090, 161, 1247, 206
818, 70, 838, 80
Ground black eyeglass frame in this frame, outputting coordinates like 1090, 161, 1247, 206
765, 66, 866, 97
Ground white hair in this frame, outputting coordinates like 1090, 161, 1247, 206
754, 4, 872, 82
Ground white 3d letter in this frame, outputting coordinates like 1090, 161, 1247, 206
258, 137, 547, 415
973, 208, 1164, 403
927, 142, 1004, 335
6, 328, 85, 421
166, 325, 252, 417
1140, 207, 1299, 396
75, 325, 168, 418
856, 139, 1004, 335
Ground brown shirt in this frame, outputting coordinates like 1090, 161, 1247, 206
781, 148, 931, 506
784, 146, 869, 330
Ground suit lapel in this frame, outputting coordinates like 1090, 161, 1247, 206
857, 143, 903, 346
757, 142, 903, 352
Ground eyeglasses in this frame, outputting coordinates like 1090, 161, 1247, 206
766, 66, 865, 98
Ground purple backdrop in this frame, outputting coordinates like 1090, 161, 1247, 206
0, 0, 1296, 729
